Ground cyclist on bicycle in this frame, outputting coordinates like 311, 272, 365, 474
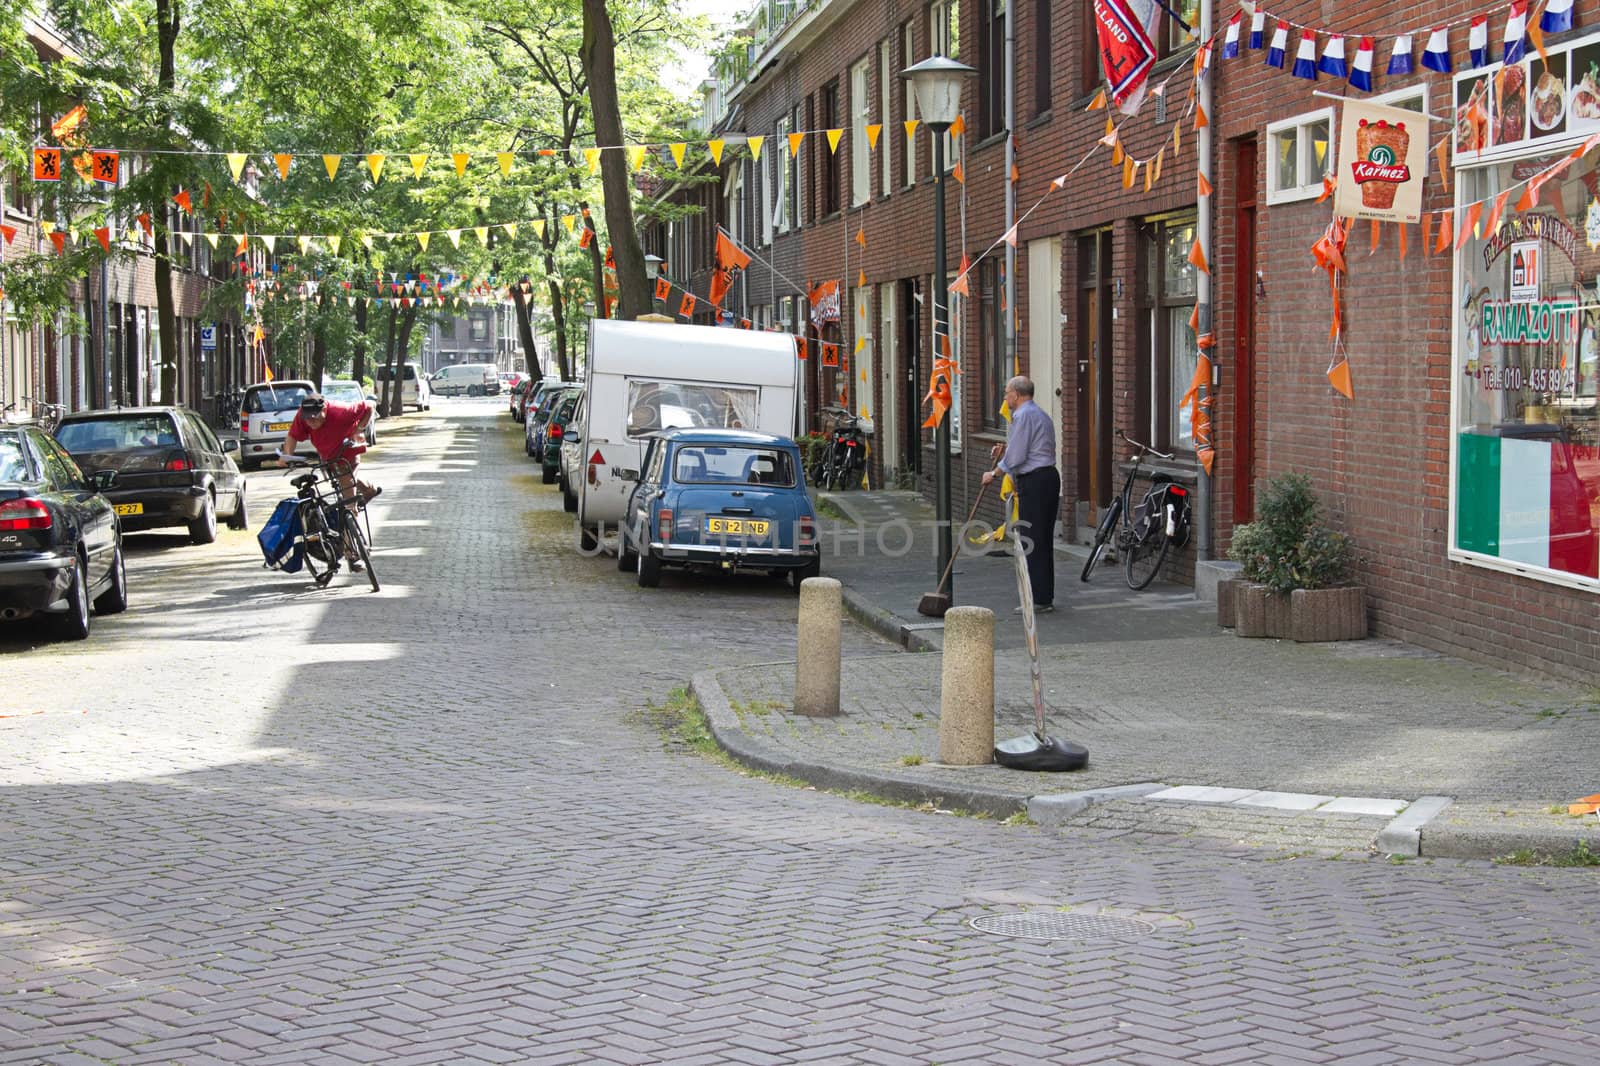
269, 393, 380, 501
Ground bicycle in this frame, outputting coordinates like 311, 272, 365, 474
21, 397, 66, 433
275, 446, 380, 592
810, 406, 869, 491
1079, 429, 1192, 591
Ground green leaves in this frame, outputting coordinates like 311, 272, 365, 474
1228, 473, 1353, 593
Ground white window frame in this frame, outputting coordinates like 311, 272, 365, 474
760, 144, 773, 246
879, 38, 893, 198
1265, 107, 1334, 206
851, 56, 872, 208
792, 105, 806, 227
774, 115, 791, 234
902, 22, 918, 188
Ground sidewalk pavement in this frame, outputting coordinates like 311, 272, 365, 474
692, 489, 1600, 862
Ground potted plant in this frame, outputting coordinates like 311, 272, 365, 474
1225, 474, 1365, 641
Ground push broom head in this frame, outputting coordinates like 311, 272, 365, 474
916, 590, 951, 617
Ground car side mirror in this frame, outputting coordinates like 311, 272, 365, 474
568, 432, 582, 444
222, 438, 240, 453
93, 470, 117, 491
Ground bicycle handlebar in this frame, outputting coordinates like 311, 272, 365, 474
1114, 428, 1174, 462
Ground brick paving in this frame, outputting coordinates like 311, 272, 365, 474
1, 402, 1598, 1064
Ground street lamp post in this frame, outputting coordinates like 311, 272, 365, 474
903, 55, 976, 608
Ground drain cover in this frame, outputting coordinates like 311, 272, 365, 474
970, 912, 1155, 941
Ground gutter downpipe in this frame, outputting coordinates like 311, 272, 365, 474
1195, 0, 1215, 562
1003, 0, 1016, 387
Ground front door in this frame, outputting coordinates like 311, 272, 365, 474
878, 282, 898, 473
898, 277, 922, 475
853, 287, 875, 484
1075, 231, 1115, 530
1027, 237, 1063, 461
1233, 137, 1259, 527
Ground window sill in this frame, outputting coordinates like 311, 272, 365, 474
1025, 110, 1053, 130
1265, 187, 1326, 206
972, 131, 1008, 154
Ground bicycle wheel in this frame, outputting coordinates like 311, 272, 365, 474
1079, 499, 1121, 582
346, 513, 380, 592
300, 504, 337, 588
1124, 524, 1171, 590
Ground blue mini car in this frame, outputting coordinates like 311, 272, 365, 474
618, 428, 821, 589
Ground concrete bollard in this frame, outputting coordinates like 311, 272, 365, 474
795, 577, 842, 717
939, 606, 995, 765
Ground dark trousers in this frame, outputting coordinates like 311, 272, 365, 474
1014, 466, 1061, 606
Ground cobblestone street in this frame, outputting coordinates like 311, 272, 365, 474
3, 403, 1599, 1065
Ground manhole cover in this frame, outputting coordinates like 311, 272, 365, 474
970, 912, 1155, 941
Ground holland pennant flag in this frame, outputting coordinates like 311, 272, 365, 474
1319, 34, 1347, 78
1503, 0, 1528, 64
1388, 33, 1415, 76
1542, 0, 1574, 34
1266, 20, 1289, 68
1469, 16, 1489, 68
1349, 37, 1375, 91
1292, 30, 1319, 79
1423, 27, 1452, 73
1249, 9, 1265, 49
1221, 11, 1241, 59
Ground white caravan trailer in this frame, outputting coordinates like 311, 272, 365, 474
573, 320, 799, 549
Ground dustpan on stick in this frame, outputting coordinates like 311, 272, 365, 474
993, 534, 1088, 772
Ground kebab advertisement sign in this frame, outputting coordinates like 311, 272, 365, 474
1335, 98, 1427, 224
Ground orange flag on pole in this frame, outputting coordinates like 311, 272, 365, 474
708, 230, 751, 308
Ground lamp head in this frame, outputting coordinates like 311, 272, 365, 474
900, 55, 977, 130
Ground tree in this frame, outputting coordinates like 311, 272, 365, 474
581, 0, 649, 320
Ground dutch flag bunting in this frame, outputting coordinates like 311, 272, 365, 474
1319, 34, 1348, 78
1503, 0, 1528, 64
1542, 0, 1574, 34
1350, 37, 1376, 92
1469, 16, 1489, 68
1423, 26, 1452, 73
1267, 20, 1290, 68
1249, 9, 1265, 49
1388, 33, 1415, 76
1222, 11, 1242, 59
1292, 30, 1319, 79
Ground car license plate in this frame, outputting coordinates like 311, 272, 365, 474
706, 517, 768, 536
268, 421, 292, 432
114, 503, 143, 516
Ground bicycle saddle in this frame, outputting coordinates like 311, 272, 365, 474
291, 473, 319, 490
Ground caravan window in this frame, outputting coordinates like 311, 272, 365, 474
626, 381, 759, 437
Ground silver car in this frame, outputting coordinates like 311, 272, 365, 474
239, 380, 318, 470
321, 380, 377, 447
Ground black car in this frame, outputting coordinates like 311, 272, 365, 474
0, 423, 126, 640
541, 388, 584, 484
54, 406, 248, 544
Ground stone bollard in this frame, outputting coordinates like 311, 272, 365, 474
939, 606, 995, 765
795, 577, 842, 717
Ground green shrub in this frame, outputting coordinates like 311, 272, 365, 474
1229, 473, 1352, 593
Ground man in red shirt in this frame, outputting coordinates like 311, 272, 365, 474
270, 393, 380, 503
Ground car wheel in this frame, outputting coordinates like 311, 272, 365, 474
54, 555, 91, 640
563, 485, 578, 513
226, 482, 249, 530
189, 491, 218, 545
788, 558, 821, 591
541, 463, 556, 485
93, 544, 128, 615
578, 525, 598, 552
617, 531, 637, 571
636, 542, 661, 588
525, 436, 536, 457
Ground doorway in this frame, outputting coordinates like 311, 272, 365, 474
1075, 230, 1114, 528
878, 282, 898, 473
1232, 137, 1259, 527
1026, 237, 1063, 457
898, 277, 922, 475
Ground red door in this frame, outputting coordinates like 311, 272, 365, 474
1232, 138, 1258, 527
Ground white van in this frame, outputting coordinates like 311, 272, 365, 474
430, 363, 498, 397
573, 320, 798, 550
374, 363, 430, 411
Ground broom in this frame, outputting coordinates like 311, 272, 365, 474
915, 479, 991, 617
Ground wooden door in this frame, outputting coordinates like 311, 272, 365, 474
1233, 138, 1258, 526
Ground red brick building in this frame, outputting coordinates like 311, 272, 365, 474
659, 0, 1600, 681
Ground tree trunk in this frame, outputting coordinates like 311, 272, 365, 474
580, 0, 650, 320
379, 304, 398, 412
509, 284, 543, 383
154, 0, 181, 404
352, 298, 369, 385
390, 301, 420, 417
310, 293, 327, 385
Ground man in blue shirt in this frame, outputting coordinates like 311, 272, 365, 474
982, 376, 1060, 612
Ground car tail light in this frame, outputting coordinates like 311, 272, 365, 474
657, 508, 673, 541
0, 498, 51, 531
550, 423, 564, 440
164, 455, 190, 472
799, 516, 817, 547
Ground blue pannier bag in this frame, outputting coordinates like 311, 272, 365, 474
258, 498, 305, 573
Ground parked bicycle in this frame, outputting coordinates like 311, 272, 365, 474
272, 446, 379, 592
1079, 429, 1192, 591
810, 406, 871, 491
20, 397, 66, 433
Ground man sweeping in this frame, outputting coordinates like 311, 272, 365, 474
982, 376, 1059, 613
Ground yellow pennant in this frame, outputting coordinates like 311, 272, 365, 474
708, 139, 724, 165
1153, 148, 1164, 183
273, 153, 292, 180
260, 234, 276, 253
366, 154, 385, 182
1173, 121, 1182, 155
323, 154, 342, 179
858, 269, 867, 287
866, 124, 882, 150
298, 235, 312, 253
562, 214, 576, 233
327, 236, 341, 254
359, 232, 374, 250
855, 336, 866, 352
584, 147, 600, 174
447, 229, 461, 248
39, 220, 53, 236
409, 153, 429, 178
826, 129, 843, 153
1144, 161, 1153, 192
903, 119, 919, 140
475, 226, 489, 244
226, 153, 247, 182
670, 142, 687, 168
532, 219, 547, 238
626, 145, 647, 172
204, 232, 219, 249
498, 152, 515, 177
747, 135, 765, 161
788, 131, 805, 155
452, 152, 470, 177
503, 222, 518, 238
178, 231, 192, 248
416, 232, 430, 251
1123, 157, 1135, 188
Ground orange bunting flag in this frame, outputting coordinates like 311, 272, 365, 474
1122, 156, 1135, 188
1197, 171, 1213, 198
1328, 358, 1354, 399
90, 151, 119, 184
137, 212, 152, 236
858, 270, 867, 287
1004, 223, 1019, 248
0, 224, 15, 245
788, 131, 806, 156
1087, 88, 1107, 111
821, 343, 840, 367
1187, 238, 1209, 275
93, 226, 110, 252
795, 336, 807, 361
1398, 222, 1408, 260
654, 276, 671, 302
678, 293, 696, 319
1194, 104, 1209, 130
1188, 303, 1200, 334
855, 227, 867, 248
950, 253, 972, 296
952, 160, 964, 184
578, 227, 594, 250
1317, 175, 1337, 203
865, 124, 881, 150
1434, 210, 1451, 253
708, 230, 751, 308
32, 148, 61, 182
1455, 201, 1482, 250
173, 188, 192, 213
1436, 138, 1451, 193
949, 114, 965, 137
50, 231, 66, 255
274, 153, 292, 180
1483, 189, 1510, 237
50, 104, 87, 141
1369, 218, 1381, 255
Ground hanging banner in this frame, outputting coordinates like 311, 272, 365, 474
1093, 0, 1161, 113
808, 279, 840, 326
1334, 98, 1427, 223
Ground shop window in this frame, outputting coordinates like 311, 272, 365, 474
1141, 216, 1198, 453
1265, 108, 1333, 205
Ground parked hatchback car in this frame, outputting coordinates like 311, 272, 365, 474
618, 428, 820, 590
541, 388, 585, 484
55, 407, 248, 544
0, 423, 126, 639
321, 380, 377, 446
526, 383, 579, 459
239, 380, 319, 470
558, 391, 590, 510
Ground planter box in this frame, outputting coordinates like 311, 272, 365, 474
1217, 578, 1239, 628
1234, 583, 1290, 639
1290, 586, 1367, 642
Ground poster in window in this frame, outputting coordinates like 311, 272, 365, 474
1509, 240, 1541, 302
1334, 98, 1427, 223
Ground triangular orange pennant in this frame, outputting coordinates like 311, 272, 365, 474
948, 114, 965, 137
1194, 104, 1208, 130
1398, 222, 1408, 260
1197, 171, 1213, 197
1328, 359, 1354, 399
952, 161, 964, 184
1455, 201, 1482, 250
1087, 88, 1107, 111
274, 154, 292, 180
1187, 238, 1209, 275
94, 226, 110, 252
855, 227, 866, 248
1482, 189, 1510, 237
788, 131, 805, 155
1369, 218, 1380, 255
1436, 138, 1451, 193
1435, 210, 1452, 253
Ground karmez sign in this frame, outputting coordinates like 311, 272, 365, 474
1334, 99, 1427, 223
